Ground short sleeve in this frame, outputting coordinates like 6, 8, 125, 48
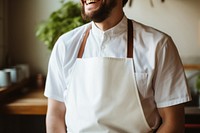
153, 36, 191, 108
44, 38, 66, 102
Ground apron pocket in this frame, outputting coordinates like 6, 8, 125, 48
134, 72, 152, 130
135, 72, 148, 97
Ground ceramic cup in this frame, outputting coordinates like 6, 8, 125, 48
13, 66, 23, 82
16, 64, 30, 79
4, 67, 18, 83
0, 70, 12, 87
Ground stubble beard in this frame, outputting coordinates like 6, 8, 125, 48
81, 0, 117, 23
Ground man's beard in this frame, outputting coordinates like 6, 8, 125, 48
81, 0, 117, 22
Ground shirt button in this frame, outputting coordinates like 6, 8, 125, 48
101, 45, 106, 50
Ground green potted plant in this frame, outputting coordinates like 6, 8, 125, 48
196, 75, 200, 93
196, 75, 200, 107
35, 1, 88, 50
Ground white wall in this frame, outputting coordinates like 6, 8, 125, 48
124, 0, 200, 59
6, 0, 200, 75
7, 0, 62, 75
0, 0, 4, 68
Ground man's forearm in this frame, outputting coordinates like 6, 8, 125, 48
46, 99, 66, 133
46, 114, 66, 133
156, 121, 184, 133
157, 104, 185, 133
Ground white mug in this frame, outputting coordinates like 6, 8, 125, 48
16, 64, 30, 79
14, 66, 23, 82
4, 68, 18, 83
0, 70, 12, 87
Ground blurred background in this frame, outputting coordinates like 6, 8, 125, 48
1, 0, 200, 75
0, 0, 200, 132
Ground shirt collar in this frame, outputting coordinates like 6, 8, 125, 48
91, 15, 128, 37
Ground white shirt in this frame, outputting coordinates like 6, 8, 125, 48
44, 16, 191, 129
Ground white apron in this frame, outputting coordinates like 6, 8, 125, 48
64, 20, 153, 133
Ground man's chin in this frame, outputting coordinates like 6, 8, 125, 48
82, 8, 99, 21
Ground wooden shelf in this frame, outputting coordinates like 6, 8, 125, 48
185, 107, 200, 115
0, 79, 30, 102
184, 64, 200, 70
0, 88, 47, 115
0, 77, 47, 115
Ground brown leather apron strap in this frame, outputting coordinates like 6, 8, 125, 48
127, 19, 133, 58
77, 19, 134, 58
77, 25, 92, 58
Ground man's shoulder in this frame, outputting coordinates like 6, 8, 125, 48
131, 19, 172, 49
132, 20, 169, 39
53, 22, 91, 52
59, 22, 91, 41
51, 22, 91, 58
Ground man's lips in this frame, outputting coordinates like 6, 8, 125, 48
84, 0, 100, 5
82, 0, 102, 12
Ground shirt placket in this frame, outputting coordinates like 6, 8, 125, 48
99, 34, 109, 57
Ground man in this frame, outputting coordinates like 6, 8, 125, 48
44, 0, 191, 132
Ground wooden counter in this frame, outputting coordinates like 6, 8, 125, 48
0, 88, 47, 115
184, 64, 200, 70
0, 67, 200, 116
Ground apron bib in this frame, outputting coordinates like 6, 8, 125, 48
64, 20, 152, 133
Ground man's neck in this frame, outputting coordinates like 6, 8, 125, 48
94, 8, 124, 31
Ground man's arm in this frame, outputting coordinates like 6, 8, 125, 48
157, 104, 185, 133
46, 98, 66, 133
